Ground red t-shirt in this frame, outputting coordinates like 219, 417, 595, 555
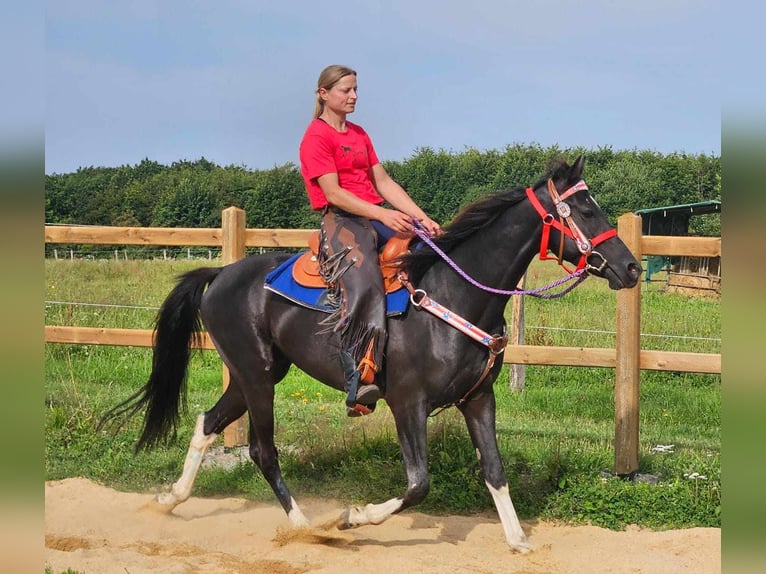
299, 119, 384, 210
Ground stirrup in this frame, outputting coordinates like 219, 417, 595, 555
357, 339, 379, 385
346, 402, 376, 417
345, 384, 380, 417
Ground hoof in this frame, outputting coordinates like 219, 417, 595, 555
141, 496, 176, 515
155, 492, 180, 509
336, 506, 364, 530
336, 508, 353, 530
510, 540, 533, 554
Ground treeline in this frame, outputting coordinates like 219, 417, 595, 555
45, 144, 721, 236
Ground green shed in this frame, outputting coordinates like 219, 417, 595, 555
634, 200, 721, 293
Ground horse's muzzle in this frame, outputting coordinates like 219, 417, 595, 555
591, 257, 642, 290
610, 261, 642, 289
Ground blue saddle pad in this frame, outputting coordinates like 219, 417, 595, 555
264, 253, 409, 316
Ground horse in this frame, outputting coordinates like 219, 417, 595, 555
101, 156, 641, 553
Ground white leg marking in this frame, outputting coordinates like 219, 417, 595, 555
156, 414, 218, 508
287, 497, 310, 527
346, 497, 404, 527
486, 482, 532, 553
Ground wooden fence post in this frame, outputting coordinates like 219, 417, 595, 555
221, 206, 249, 448
509, 273, 527, 392
614, 214, 643, 475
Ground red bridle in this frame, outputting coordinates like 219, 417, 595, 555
525, 179, 617, 272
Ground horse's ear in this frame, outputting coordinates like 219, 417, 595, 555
572, 156, 586, 179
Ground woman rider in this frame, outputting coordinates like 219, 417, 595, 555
299, 65, 441, 416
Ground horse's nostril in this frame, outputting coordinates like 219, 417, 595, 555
628, 263, 642, 279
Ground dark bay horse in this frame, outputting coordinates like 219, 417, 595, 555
102, 157, 641, 553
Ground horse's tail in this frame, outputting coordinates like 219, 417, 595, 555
99, 266, 222, 452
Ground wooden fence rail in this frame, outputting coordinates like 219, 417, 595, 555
44, 223, 313, 248
42, 326, 720, 374
44, 209, 721, 474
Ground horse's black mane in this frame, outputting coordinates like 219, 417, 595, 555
401, 158, 572, 283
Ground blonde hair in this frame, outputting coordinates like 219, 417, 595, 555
313, 65, 357, 118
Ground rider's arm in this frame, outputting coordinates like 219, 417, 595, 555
370, 164, 441, 236
316, 172, 415, 234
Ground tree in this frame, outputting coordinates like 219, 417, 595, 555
587, 154, 669, 224
151, 176, 220, 228
44, 148, 721, 234
242, 164, 318, 229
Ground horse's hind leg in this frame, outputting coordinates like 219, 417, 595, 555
460, 390, 531, 553
155, 382, 247, 511
206, 304, 309, 526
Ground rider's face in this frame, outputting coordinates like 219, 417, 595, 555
320, 74, 358, 116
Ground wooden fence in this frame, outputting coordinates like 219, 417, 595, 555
44, 207, 721, 475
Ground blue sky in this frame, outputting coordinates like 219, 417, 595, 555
44, 0, 721, 175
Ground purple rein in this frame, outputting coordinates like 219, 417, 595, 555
410, 220, 588, 299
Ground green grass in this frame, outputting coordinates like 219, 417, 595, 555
45, 258, 720, 530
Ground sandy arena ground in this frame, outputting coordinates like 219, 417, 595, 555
45, 477, 720, 574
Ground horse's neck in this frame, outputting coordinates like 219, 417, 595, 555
420, 212, 541, 326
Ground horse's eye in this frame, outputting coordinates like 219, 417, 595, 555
581, 195, 599, 218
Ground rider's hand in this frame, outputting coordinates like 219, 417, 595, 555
378, 209, 416, 234
416, 216, 442, 237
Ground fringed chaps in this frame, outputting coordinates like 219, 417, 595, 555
317, 208, 386, 374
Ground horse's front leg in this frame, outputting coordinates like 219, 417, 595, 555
460, 390, 531, 553
338, 403, 430, 529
